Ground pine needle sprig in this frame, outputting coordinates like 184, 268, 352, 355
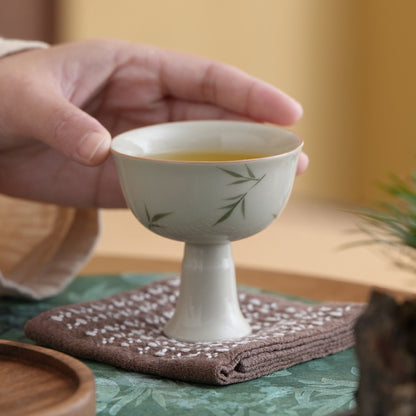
352, 172, 416, 272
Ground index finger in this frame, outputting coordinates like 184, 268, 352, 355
158, 49, 303, 125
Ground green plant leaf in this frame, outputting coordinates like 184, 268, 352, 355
351, 171, 416, 267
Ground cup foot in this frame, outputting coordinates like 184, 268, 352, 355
163, 318, 252, 343
163, 242, 252, 343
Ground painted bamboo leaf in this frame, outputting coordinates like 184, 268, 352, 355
143, 205, 173, 230
214, 208, 235, 225
218, 168, 245, 178
149, 224, 164, 229
145, 205, 151, 222
214, 165, 266, 225
241, 198, 246, 218
220, 202, 240, 210
246, 165, 255, 178
256, 174, 266, 184
230, 179, 253, 185
224, 194, 246, 201
152, 213, 173, 222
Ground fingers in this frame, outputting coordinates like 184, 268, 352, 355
159, 50, 303, 125
0, 43, 114, 166
297, 152, 309, 175
20, 88, 112, 166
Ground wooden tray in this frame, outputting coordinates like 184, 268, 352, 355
0, 340, 95, 416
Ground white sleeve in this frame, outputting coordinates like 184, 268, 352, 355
0, 37, 48, 58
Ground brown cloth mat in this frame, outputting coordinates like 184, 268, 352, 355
24, 277, 364, 385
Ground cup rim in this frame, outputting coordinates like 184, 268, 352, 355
111, 120, 303, 164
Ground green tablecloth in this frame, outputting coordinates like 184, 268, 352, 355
0, 273, 358, 416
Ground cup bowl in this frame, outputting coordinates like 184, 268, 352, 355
111, 120, 303, 244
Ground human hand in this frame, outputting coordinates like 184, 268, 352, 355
0, 39, 307, 208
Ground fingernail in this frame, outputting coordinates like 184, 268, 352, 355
76, 132, 110, 165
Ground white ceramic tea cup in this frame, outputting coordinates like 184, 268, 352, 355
111, 120, 303, 342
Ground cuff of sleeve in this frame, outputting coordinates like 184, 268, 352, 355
0, 196, 100, 300
0, 37, 49, 58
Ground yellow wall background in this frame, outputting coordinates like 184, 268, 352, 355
56, 0, 415, 205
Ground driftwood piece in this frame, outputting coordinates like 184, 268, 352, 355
352, 291, 416, 415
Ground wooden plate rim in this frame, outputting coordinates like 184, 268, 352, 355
0, 339, 95, 416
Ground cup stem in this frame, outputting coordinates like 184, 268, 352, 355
163, 242, 252, 342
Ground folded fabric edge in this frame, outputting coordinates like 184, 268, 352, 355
217, 331, 356, 385
24, 312, 358, 386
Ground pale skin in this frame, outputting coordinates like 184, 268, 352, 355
0, 39, 308, 208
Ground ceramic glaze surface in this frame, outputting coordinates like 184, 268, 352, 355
111, 121, 302, 342
112, 121, 302, 244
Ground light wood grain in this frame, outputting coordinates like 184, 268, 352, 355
0, 340, 95, 416
94, 200, 416, 295
81, 254, 413, 303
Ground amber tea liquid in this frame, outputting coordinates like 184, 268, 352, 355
149, 150, 269, 161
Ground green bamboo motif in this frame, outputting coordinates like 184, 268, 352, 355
214, 165, 265, 225
144, 205, 173, 230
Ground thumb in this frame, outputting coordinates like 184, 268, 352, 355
24, 90, 111, 166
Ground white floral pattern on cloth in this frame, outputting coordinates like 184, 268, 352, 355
25, 277, 364, 385
45, 277, 357, 360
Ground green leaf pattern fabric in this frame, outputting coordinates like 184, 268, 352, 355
0, 274, 358, 415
